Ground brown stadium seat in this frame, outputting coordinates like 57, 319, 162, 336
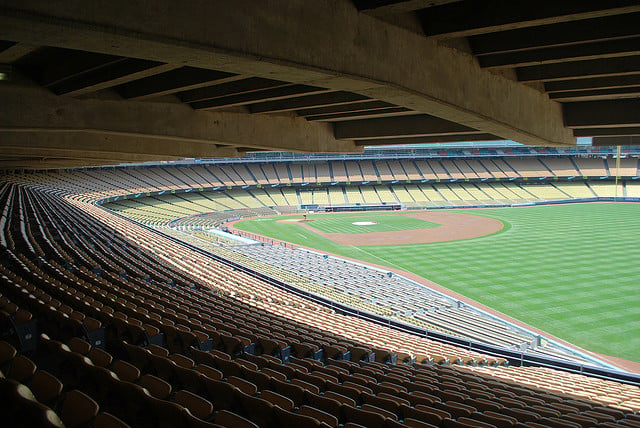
343, 404, 387, 428
139, 374, 172, 400
3, 379, 65, 428
471, 410, 518, 428
194, 363, 224, 381
29, 369, 63, 409
261, 389, 295, 411
299, 405, 339, 428
443, 417, 496, 427
214, 410, 258, 428
7, 354, 37, 383
537, 416, 582, 428
111, 359, 140, 383
400, 404, 447, 426
174, 389, 214, 421
0, 340, 17, 374
146, 395, 190, 428
93, 412, 130, 428
59, 389, 100, 428
304, 391, 345, 421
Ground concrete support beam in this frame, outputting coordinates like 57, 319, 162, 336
0, 84, 357, 162
334, 114, 476, 139
354, 0, 457, 16
563, 99, 640, 128
60, 63, 182, 97
517, 56, 640, 82
0, 0, 575, 146
418, 1, 640, 39
470, 13, 640, 56
0, 159, 114, 169
545, 75, 640, 93
0, 42, 39, 63
249, 91, 369, 114
549, 86, 640, 102
574, 127, 640, 137
0, 134, 206, 162
306, 107, 412, 122
355, 133, 498, 146
478, 38, 640, 69
117, 68, 238, 100
592, 136, 640, 146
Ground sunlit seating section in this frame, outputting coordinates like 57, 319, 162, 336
487, 158, 519, 178
452, 159, 480, 179
315, 164, 331, 184
574, 158, 608, 176
374, 186, 397, 204
327, 187, 346, 205
429, 160, 452, 180
246, 164, 270, 185
390, 186, 416, 205
386, 161, 410, 181
345, 161, 365, 182
606, 158, 638, 177
520, 184, 568, 200
473, 183, 510, 204
330, 161, 349, 183
404, 185, 433, 206
553, 182, 595, 198
344, 187, 366, 205
227, 190, 264, 209
441, 160, 466, 180
435, 185, 463, 204
2, 167, 640, 428
248, 189, 277, 207
465, 159, 494, 179
272, 163, 290, 184
589, 182, 623, 197
418, 184, 447, 204
625, 182, 640, 197
446, 184, 480, 203
227, 244, 542, 353
504, 158, 551, 178
360, 187, 382, 204
541, 157, 580, 177
458, 183, 495, 204
376, 161, 396, 181
279, 188, 299, 206
301, 163, 317, 184
359, 161, 379, 181
401, 160, 426, 181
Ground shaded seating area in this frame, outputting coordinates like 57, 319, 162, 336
1, 176, 640, 427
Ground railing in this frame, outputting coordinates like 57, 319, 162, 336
103, 206, 640, 387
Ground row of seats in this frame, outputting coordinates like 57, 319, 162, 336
7, 155, 638, 203
0, 180, 639, 428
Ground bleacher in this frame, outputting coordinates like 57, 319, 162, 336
2, 149, 640, 427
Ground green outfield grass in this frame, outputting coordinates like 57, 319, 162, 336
235, 203, 640, 362
303, 214, 439, 234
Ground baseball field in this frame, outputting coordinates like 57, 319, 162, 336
234, 202, 640, 363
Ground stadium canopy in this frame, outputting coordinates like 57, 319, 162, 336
0, 0, 638, 169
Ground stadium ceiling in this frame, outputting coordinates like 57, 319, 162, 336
0, 0, 639, 169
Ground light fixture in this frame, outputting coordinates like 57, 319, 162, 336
0, 64, 12, 81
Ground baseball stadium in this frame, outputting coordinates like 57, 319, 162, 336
2, 2, 640, 428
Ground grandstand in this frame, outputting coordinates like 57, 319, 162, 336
2, 145, 640, 428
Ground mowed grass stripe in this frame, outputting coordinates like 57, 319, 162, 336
235, 203, 640, 362
307, 215, 439, 234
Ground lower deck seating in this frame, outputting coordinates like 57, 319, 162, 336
1, 180, 640, 428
